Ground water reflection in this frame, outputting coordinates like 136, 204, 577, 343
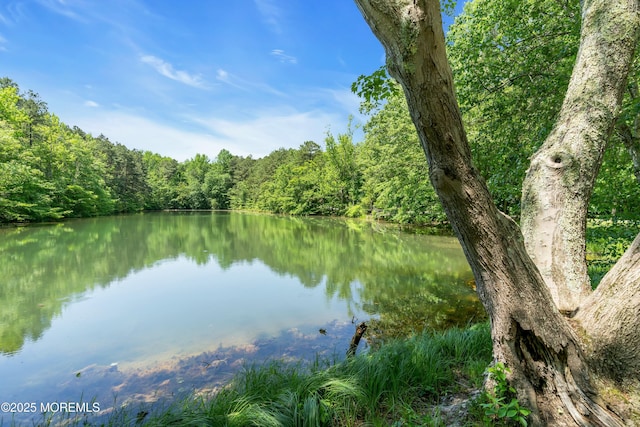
52, 320, 359, 424
0, 212, 482, 356
0, 212, 484, 424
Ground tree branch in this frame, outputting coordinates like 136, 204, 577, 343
520, 0, 640, 312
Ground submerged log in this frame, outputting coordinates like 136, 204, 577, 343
347, 322, 367, 358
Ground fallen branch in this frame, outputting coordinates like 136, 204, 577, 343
347, 322, 367, 358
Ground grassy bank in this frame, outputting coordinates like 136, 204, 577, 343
76, 324, 491, 427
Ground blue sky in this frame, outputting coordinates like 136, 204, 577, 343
1, 1, 462, 161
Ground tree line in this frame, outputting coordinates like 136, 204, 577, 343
0, 76, 446, 224
2, 0, 639, 225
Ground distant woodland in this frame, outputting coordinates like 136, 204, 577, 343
2, 1, 639, 224
0, 75, 445, 224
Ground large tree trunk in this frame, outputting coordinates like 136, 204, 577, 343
354, 0, 640, 425
521, 0, 640, 313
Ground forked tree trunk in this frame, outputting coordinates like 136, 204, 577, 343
353, 0, 640, 425
521, 0, 640, 313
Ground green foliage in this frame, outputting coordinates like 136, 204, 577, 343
478, 363, 531, 426
142, 151, 180, 210
0, 160, 65, 221
323, 123, 362, 211
447, 0, 581, 216
358, 86, 445, 224
246, 129, 364, 218
346, 0, 640, 221
591, 140, 640, 218
208, 149, 234, 209
447, 0, 640, 217
351, 66, 401, 114
0, 79, 157, 221
345, 204, 366, 218
95, 138, 148, 212
0, 85, 29, 132
440, 0, 458, 16
586, 220, 640, 287
8, 0, 640, 227
181, 153, 214, 209
230, 148, 297, 211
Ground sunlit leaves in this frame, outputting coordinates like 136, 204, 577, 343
358, 87, 445, 224
351, 66, 401, 114
446, 0, 640, 217
441, 0, 458, 16
447, 0, 581, 215
143, 151, 181, 210
0, 161, 63, 222
324, 123, 362, 209
0, 86, 29, 134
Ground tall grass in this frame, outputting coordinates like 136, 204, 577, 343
27, 324, 490, 426
130, 323, 491, 426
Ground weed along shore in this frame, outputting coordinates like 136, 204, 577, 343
81, 323, 493, 426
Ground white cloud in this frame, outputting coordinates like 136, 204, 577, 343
84, 100, 99, 107
71, 111, 227, 161
215, 68, 250, 92
0, 34, 7, 51
325, 88, 363, 118
2, 2, 28, 25
254, 0, 282, 34
270, 49, 297, 64
216, 68, 239, 87
140, 55, 208, 89
67, 106, 346, 161
191, 108, 342, 157
216, 68, 286, 97
35, 0, 87, 22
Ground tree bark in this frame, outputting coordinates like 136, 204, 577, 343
575, 233, 640, 381
353, 0, 640, 425
521, 0, 640, 313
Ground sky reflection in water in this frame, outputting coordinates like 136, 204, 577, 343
0, 212, 483, 424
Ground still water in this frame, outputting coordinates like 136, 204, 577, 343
0, 212, 483, 424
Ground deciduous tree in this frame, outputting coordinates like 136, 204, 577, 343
354, 0, 640, 424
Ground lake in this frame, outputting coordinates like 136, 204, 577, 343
0, 212, 483, 424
